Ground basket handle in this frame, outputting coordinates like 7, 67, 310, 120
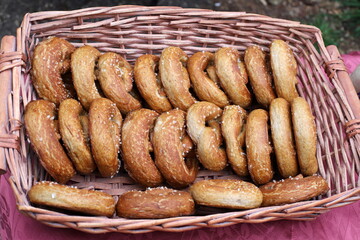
0, 35, 19, 175
326, 45, 360, 137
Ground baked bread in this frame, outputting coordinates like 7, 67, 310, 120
71, 45, 102, 109
28, 181, 116, 217
121, 108, 163, 187
31, 37, 75, 104
270, 39, 299, 102
153, 109, 198, 188
97, 52, 142, 114
260, 175, 329, 206
221, 105, 248, 176
59, 99, 96, 175
187, 51, 229, 107
24, 100, 75, 184
270, 98, 299, 178
246, 109, 273, 185
159, 47, 196, 110
291, 97, 318, 176
215, 47, 251, 108
245, 45, 276, 107
190, 179, 263, 209
116, 187, 195, 219
187, 102, 227, 171
89, 98, 122, 178
134, 54, 172, 113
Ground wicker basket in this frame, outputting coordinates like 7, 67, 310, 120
0, 5, 360, 234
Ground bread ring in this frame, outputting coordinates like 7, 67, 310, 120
187, 101, 227, 171
190, 179, 263, 209
221, 105, 248, 177
24, 100, 75, 183
58, 99, 96, 175
71, 45, 102, 109
134, 54, 172, 113
245, 45, 276, 107
153, 109, 198, 188
28, 181, 116, 217
291, 97, 318, 176
246, 109, 273, 185
269, 98, 298, 178
187, 52, 229, 107
31, 37, 75, 104
270, 39, 299, 102
214, 47, 251, 108
97, 52, 142, 114
116, 187, 195, 219
89, 98, 122, 178
260, 175, 329, 206
159, 47, 196, 110
121, 108, 163, 187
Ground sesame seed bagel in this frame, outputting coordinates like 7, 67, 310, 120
116, 187, 195, 219
190, 179, 263, 209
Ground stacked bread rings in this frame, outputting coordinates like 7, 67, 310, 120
26, 37, 328, 218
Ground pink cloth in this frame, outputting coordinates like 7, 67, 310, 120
343, 51, 360, 74
1, 53, 360, 240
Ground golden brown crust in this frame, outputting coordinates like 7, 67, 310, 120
221, 105, 248, 177
89, 98, 122, 178
116, 188, 195, 219
153, 109, 198, 188
97, 52, 142, 114
190, 179, 263, 209
206, 65, 221, 86
291, 97, 318, 176
28, 181, 116, 217
58, 99, 96, 175
187, 52, 229, 107
71, 45, 102, 109
260, 175, 329, 206
246, 109, 273, 185
121, 108, 163, 187
31, 37, 75, 104
270, 98, 299, 178
214, 47, 251, 108
186, 102, 227, 171
245, 45, 276, 107
270, 40, 299, 102
159, 47, 196, 110
24, 100, 75, 184
134, 54, 172, 113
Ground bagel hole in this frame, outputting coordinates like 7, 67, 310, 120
93, 61, 107, 98
129, 83, 144, 104
188, 86, 199, 102
94, 79, 106, 98
149, 151, 155, 160
61, 71, 77, 99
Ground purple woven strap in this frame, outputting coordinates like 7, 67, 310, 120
0, 134, 20, 152
325, 59, 348, 79
345, 119, 360, 138
0, 51, 26, 73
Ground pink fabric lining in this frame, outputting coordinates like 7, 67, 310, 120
343, 51, 360, 74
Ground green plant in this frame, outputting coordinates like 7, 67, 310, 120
339, 0, 360, 37
305, 13, 342, 46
